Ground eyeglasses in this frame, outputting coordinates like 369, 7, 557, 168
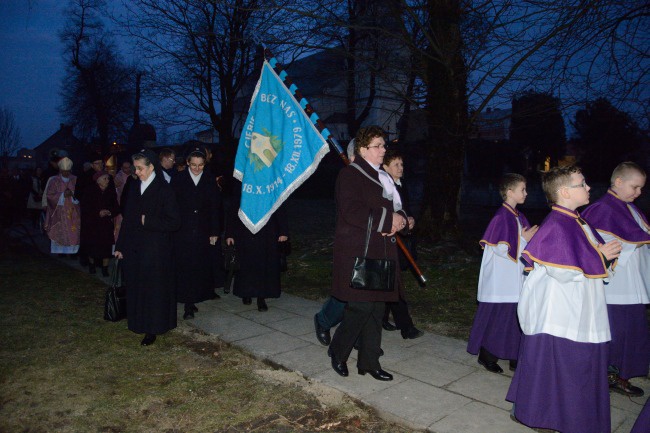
567, 180, 588, 189
366, 144, 388, 150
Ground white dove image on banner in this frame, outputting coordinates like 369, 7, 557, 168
234, 60, 330, 233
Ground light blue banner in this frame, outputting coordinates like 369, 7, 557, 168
234, 60, 329, 234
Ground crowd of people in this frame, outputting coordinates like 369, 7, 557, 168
2, 127, 649, 432
1, 145, 290, 348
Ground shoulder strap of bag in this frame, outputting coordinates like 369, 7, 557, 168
350, 163, 384, 189
363, 212, 373, 257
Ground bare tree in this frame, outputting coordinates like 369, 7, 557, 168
59, 0, 134, 153
0, 108, 22, 165
119, 0, 301, 148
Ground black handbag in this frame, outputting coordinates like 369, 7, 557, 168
350, 213, 396, 291
104, 259, 127, 322
223, 243, 239, 294
279, 240, 291, 272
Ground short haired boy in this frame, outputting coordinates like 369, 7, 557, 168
582, 162, 650, 397
467, 173, 538, 373
506, 166, 621, 433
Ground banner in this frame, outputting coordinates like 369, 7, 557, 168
234, 60, 330, 233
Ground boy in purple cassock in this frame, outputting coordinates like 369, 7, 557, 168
506, 166, 621, 433
467, 173, 538, 373
582, 161, 650, 397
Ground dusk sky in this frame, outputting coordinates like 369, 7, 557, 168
0, 0, 69, 150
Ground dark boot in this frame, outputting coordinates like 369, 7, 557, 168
257, 297, 268, 312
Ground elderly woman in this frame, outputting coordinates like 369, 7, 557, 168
171, 146, 221, 319
115, 149, 181, 346
43, 157, 80, 257
328, 126, 407, 381
80, 170, 120, 276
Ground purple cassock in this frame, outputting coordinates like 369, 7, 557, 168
631, 398, 650, 433
582, 189, 650, 244
507, 205, 611, 433
582, 189, 650, 380
521, 205, 608, 277
479, 202, 530, 261
467, 203, 528, 360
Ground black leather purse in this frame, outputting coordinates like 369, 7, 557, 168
104, 259, 127, 322
223, 243, 239, 294
350, 213, 396, 292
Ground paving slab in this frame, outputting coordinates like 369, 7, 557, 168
268, 344, 333, 377
429, 401, 531, 433
236, 330, 312, 357
446, 370, 515, 410
363, 379, 473, 429
383, 352, 475, 387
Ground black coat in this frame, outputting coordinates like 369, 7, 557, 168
80, 183, 120, 259
171, 169, 221, 303
225, 180, 289, 299
331, 157, 402, 303
115, 173, 181, 335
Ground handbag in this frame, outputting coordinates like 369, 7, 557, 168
279, 240, 291, 272
104, 259, 127, 322
350, 213, 396, 292
223, 243, 239, 294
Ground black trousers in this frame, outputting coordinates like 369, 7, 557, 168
330, 301, 384, 370
383, 297, 414, 330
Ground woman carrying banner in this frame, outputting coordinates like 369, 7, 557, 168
225, 181, 289, 312
327, 126, 407, 381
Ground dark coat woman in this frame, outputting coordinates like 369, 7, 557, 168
115, 150, 181, 346
80, 171, 120, 276
225, 179, 289, 312
328, 126, 407, 382
171, 148, 221, 319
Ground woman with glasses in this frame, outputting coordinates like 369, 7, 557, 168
171, 146, 221, 320
115, 149, 181, 346
327, 126, 407, 382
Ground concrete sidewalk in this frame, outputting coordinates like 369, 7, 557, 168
9, 224, 648, 433
188, 293, 648, 433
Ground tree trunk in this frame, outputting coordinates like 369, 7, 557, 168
420, 0, 469, 240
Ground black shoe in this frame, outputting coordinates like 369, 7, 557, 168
314, 314, 331, 346
509, 360, 518, 372
478, 357, 503, 374
609, 373, 644, 397
101, 266, 109, 277
401, 326, 424, 339
183, 310, 194, 320
257, 297, 268, 312
382, 320, 398, 331
192, 305, 198, 312
242, 297, 252, 305
328, 347, 348, 377
210, 291, 221, 299
88, 264, 96, 274
358, 368, 393, 381
141, 334, 156, 346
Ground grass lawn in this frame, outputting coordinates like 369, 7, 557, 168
0, 237, 410, 433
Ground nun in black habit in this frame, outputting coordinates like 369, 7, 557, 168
171, 146, 221, 319
225, 180, 289, 312
114, 149, 181, 346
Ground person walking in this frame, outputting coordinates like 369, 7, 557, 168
114, 149, 181, 346
171, 146, 221, 319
